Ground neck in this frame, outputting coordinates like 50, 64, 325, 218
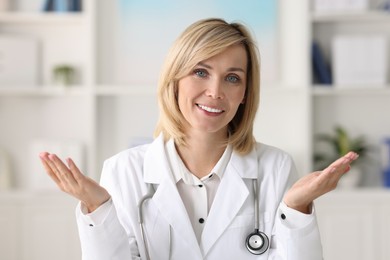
176, 130, 228, 179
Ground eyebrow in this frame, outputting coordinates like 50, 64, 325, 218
197, 62, 246, 73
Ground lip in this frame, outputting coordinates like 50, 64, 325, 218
196, 103, 225, 114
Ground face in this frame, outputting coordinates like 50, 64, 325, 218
177, 44, 247, 137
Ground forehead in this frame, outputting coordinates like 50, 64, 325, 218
198, 44, 248, 70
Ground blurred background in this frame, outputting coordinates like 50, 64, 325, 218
0, 0, 390, 259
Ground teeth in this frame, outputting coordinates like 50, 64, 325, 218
197, 104, 223, 113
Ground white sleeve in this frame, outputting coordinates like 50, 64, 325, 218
75, 159, 141, 260
269, 154, 323, 260
77, 198, 113, 226
278, 201, 314, 229
271, 202, 323, 260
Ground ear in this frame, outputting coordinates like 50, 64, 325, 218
241, 96, 246, 104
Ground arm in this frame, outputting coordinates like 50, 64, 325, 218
39, 153, 140, 260
39, 152, 110, 212
270, 151, 358, 260
283, 151, 359, 213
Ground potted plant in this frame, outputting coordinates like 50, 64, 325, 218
314, 126, 369, 188
53, 64, 75, 86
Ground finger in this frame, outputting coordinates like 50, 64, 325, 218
343, 165, 351, 174
66, 157, 85, 183
317, 152, 359, 186
315, 166, 337, 186
48, 154, 78, 186
327, 152, 358, 176
39, 152, 62, 186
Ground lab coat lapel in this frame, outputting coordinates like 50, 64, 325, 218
143, 135, 202, 258
200, 148, 258, 256
153, 178, 202, 258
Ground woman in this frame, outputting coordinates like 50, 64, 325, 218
39, 18, 358, 259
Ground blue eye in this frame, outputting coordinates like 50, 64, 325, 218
194, 69, 208, 78
226, 75, 239, 83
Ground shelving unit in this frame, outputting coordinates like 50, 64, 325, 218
0, 12, 85, 24
0, 0, 95, 191
309, 3, 390, 259
310, 1, 390, 186
311, 10, 390, 22
0, 2, 93, 259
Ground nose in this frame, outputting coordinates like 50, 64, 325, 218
205, 79, 224, 99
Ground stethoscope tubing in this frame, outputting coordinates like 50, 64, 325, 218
138, 178, 269, 259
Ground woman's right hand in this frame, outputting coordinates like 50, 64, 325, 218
39, 152, 110, 213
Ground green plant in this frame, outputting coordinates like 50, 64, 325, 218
53, 65, 75, 86
314, 126, 369, 170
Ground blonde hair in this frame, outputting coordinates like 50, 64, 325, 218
154, 18, 261, 154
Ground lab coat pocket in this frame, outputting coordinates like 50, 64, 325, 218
259, 211, 271, 230
228, 211, 271, 230
145, 212, 171, 260
228, 214, 254, 229
216, 212, 272, 259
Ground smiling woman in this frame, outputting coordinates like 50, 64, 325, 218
39, 18, 358, 260
155, 19, 260, 154
176, 45, 247, 146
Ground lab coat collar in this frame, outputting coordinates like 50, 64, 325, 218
143, 134, 259, 257
200, 143, 259, 256
143, 134, 171, 184
143, 134, 203, 258
144, 134, 259, 182
229, 142, 259, 179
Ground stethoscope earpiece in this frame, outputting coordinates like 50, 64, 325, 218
245, 229, 269, 255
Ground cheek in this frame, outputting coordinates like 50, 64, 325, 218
177, 79, 193, 110
229, 88, 246, 106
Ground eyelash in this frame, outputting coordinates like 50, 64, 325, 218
226, 75, 240, 83
193, 69, 241, 83
194, 69, 208, 78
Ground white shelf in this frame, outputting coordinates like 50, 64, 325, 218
0, 189, 73, 200
96, 85, 157, 96
312, 86, 390, 96
0, 86, 89, 96
312, 10, 390, 23
0, 12, 85, 24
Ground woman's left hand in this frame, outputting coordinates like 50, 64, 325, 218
283, 151, 359, 214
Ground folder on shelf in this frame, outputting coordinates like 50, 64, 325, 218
69, 0, 82, 12
312, 41, 332, 85
42, 0, 55, 11
42, 0, 82, 12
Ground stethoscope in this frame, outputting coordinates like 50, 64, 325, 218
245, 179, 270, 255
138, 179, 269, 260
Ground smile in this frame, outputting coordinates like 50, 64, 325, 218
196, 104, 224, 113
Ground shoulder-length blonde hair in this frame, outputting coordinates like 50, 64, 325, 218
154, 18, 260, 155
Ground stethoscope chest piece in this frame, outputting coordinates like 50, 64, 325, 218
245, 229, 269, 255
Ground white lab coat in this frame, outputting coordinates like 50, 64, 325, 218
76, 134, 323, 259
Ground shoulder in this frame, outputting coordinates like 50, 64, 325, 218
252, 142, 298, 196
252, 142, 297, 182
103, 144, 151, 173
254, 142, 294, 166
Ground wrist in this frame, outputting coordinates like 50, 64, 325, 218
284, 200, 312, 214
83, 194, 111, 213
